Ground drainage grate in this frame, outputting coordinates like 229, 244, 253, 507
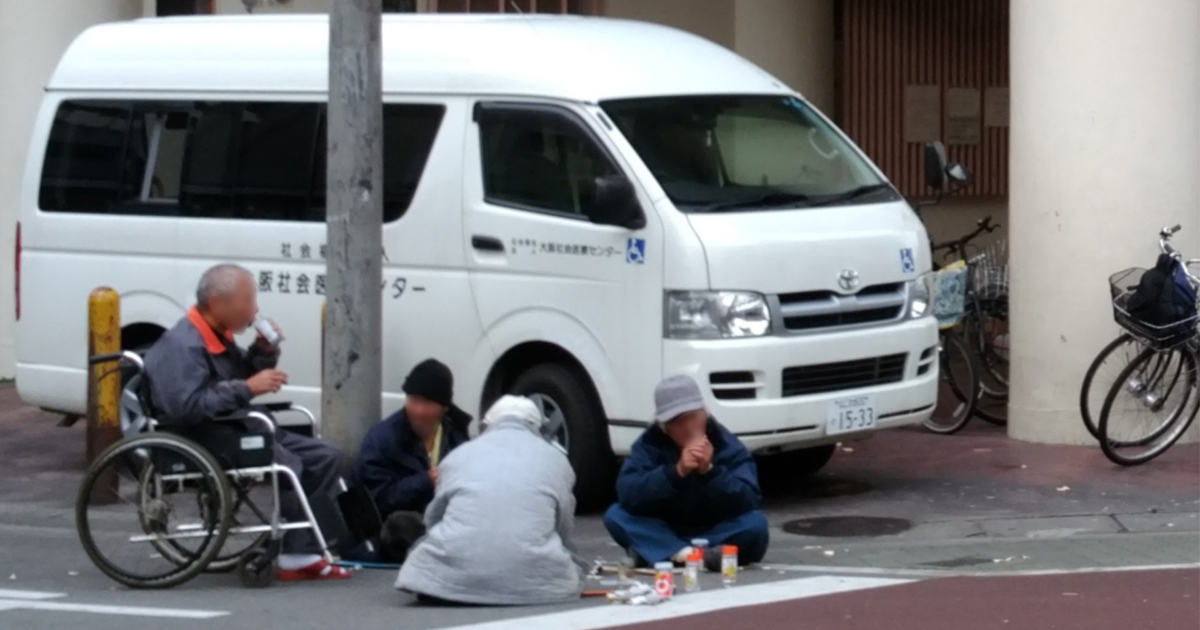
783, 516, 912, 538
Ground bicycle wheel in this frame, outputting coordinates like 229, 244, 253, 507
923, 330, 979, 434
1079, 334, 1144, 441
965, 296, 1008, 425
1098, 345, 1199, 466
76, 434, 232, 589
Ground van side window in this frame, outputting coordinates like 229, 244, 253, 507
39, 101, 134, 212
235, 103, 321, 220
478, 107, 617, 219
312, 104, 446, 222
39, 100, 445, 223
181, 103, 240, 217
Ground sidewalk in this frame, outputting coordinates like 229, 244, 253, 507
1, 382, 1197, 576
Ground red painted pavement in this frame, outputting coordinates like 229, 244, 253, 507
614, 569, 1200, 630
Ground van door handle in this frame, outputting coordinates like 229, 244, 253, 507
471, 236, 505, 253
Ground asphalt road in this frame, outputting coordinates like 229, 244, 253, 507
3, 387, 1198, 630
2, 517, 1195, 630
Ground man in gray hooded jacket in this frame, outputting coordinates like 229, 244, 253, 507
396, 396, 584, 605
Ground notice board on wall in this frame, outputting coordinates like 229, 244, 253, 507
839, 0, 1010, 197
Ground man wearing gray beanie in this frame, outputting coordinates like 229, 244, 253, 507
603, 375, 768, 570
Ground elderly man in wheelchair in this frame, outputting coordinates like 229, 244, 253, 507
76, 264, 374, 589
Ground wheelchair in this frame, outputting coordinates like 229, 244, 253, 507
75, 351, 379, 589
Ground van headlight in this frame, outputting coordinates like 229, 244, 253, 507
666, 292, 771, 339
909, 273, 934, 319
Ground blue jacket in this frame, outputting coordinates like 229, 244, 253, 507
352, 407, 470, 518
616, 418, 761, 529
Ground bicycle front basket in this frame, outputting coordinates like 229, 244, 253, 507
933, 263, 968, 328
1109, 267, 1200, 348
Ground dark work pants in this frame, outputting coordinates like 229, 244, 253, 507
273, 430, 344, 555
603, 505, 770, 566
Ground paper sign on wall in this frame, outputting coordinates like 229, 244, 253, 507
945, 87, 981, 145
984, 87, 1010, 128
904, 85, 941, 143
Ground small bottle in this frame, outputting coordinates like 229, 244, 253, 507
653, 561, 674, 600
253, 314, 282, 346
690, 538, 709, 571
683, 549, 702, 593
720, 545, 738, 586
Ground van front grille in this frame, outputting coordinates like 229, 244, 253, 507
710, 371, 757, 400
777, 283, 906, 332
782, 354, 907, 397
784, 306, 904, 330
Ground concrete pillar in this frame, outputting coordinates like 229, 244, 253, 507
0, 0, 143, 378
1008, 0, 1200, 443
733, 0, 835, 113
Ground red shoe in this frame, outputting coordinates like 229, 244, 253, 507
277, 559, 353, 582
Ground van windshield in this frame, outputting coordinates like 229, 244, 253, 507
601, 96, 898, 212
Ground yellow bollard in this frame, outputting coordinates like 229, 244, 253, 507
87, 287, 121, 504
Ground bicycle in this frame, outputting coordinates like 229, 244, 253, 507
928, 217, 1009, 426
1094, 225, 1200, 465
1078, 226, 1197, 440
922, 260, 981, 434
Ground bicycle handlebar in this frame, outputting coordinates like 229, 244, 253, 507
1159, 225, 1184, 258
931, 215, 1002, 259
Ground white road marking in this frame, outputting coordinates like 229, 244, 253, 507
0, 589, 65, 600
762, 562, 1200, 578
437, 575, 912, 630
0, 599, 228, 619
0, 589, 228, 619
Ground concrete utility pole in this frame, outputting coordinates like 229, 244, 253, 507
324, 0, 383, 461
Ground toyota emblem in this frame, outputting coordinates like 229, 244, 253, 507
838, 269, 860, 291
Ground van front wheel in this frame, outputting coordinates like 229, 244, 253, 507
760, 444, 836, 479
510, 364, 614, 512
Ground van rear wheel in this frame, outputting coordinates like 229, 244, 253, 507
510, 364, 614, 512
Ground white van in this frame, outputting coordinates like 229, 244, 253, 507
17, 14, 938, 506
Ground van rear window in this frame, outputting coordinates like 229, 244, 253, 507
38, 100, 445, 223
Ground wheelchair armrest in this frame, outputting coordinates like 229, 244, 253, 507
268, 404, 319, 435
213, 410, 276, 434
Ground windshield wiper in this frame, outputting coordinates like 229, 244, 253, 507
808, 184, 893, 207
694, 192, 812, 213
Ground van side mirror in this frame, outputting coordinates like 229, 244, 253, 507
924, 141, 948, 191
590, 174, 646, 230
946, 161, 972, 185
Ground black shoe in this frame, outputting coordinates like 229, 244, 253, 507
703, 547, 722, 573
380, 511, 425, 563
627, 549, 650, 569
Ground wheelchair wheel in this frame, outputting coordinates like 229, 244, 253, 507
238, 548, 276, 588
206, 479, 272, 573
76, 434, 232, 589
137, 468, 269, 574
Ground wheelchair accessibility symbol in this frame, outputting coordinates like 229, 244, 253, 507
900, 248, 915, 274
626, 238, 646, 265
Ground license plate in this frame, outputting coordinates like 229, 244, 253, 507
826, 395, 876, 436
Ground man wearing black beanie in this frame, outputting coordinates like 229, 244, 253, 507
348, 359, 471, 563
